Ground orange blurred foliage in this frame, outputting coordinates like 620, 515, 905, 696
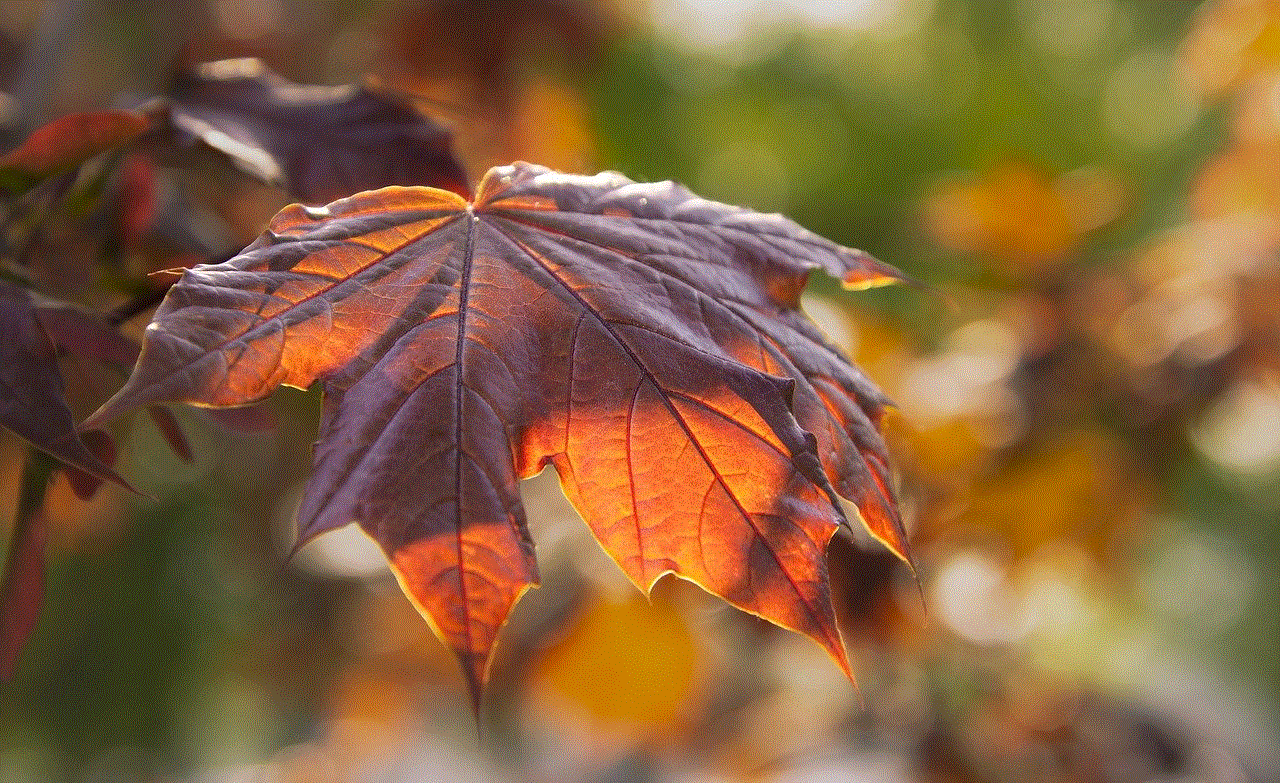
922, 161, 1123, 276
527, 589, 705, 734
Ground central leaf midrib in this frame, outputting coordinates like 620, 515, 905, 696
453, 207, 478, 662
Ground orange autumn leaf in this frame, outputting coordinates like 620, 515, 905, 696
530, 593, 703, 730
1193, 143, 1280, 219
87, 162, 912, 707
923, 161, 1121, 274
960, 430, 1143, 560
510, 77, 598, 175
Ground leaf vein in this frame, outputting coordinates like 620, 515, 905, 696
486, 221, 829, 631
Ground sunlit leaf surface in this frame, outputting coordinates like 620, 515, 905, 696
89, 162, 911, 705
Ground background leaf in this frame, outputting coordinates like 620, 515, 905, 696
167, 58, 470, 203
0, 282, 128, 490
0, 110, 149, 194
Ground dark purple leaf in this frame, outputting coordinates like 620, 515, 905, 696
0, 282, 131, 490
168, 58, 470, 204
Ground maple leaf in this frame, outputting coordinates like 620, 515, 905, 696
88, 162, 912, 707
167, 58, 470, 202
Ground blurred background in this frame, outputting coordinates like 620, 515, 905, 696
1, 0, 1278, 781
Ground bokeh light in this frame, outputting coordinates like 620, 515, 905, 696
2, 1, 1278, 782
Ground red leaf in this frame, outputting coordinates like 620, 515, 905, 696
34, 301, 196, 466
0, 509, 47, 682
88, 163, 912, 706
116, 152, 157, 248
0, 110, 150, 192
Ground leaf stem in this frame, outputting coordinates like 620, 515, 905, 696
0, 448, 56, 680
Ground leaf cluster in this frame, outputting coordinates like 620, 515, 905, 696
1, 59, 911, 708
